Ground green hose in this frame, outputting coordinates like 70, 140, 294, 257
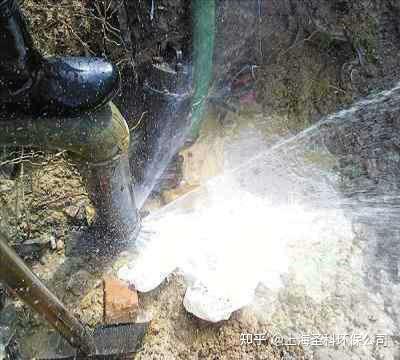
190, 0, 216, 140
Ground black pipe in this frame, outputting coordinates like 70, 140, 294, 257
0, 102, 140, 251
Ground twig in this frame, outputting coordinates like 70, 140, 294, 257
129, 111, 148, 132
277, 30, 318, 61
257, 0, 263, 59
61, 21, 96, 56
33, 193, 88, 211
0, 150, 66, 167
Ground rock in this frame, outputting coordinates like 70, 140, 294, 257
66, 270, 92, 297
85, 205, 96, 225
64, 203, 87, 224
50, 235, 57, 250
56, 240, 64, 251
64, 205, 80, 218
13, 234, 54, 260
103, 276, 138, 325
183, 283, 245, 323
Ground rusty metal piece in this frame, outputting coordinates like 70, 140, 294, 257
0, 232, 96, 355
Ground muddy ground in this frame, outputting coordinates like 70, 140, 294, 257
1, 0, 400, 359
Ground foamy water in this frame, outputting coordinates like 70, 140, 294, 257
119, 83, 400, 358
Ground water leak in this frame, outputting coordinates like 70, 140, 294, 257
120, 82, 400, 358
133, 63, 193, 209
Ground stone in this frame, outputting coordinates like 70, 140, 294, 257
64, 203, 87, 224
64, 205, 80, 219
50, 235, 57, 250
103, 276, 138, 325
56, 240, 64, 251
66, 270, 92, 297
85, 205, 96, 225
13, 234, 53, 260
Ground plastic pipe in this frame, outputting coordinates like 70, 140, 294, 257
190, 0, 216, 139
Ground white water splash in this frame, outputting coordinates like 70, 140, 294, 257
119, 83, 400, 337
119, 129, 354, 322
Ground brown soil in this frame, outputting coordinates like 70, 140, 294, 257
1, 0, 400, 359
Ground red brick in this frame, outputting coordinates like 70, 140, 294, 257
103, 276, 138, 324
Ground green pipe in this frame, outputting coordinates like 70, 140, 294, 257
190, 0, 216, 140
